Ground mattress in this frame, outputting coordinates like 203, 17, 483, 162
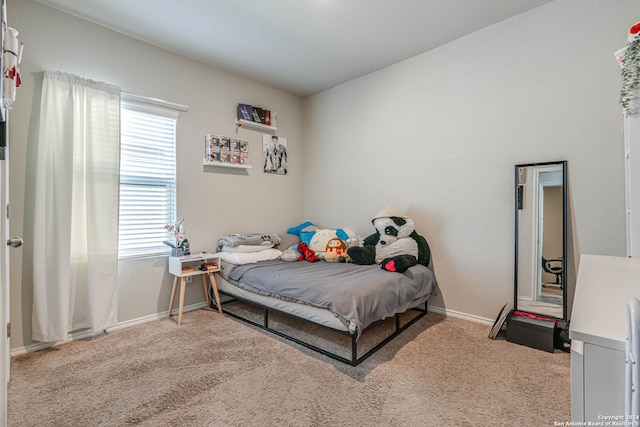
217, 259, 436, 335
216, 274, 354, 332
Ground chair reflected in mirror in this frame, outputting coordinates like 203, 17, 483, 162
542, 256, 563, 290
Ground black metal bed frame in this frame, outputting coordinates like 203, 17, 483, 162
209, 288, 428, 366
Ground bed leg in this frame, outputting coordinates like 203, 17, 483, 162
264, 308, 269, 329
351, 334, 357, 366
395, 313, 400, 332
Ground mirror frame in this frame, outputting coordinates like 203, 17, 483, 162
514, 160, 567, 320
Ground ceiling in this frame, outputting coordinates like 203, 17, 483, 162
33, 0, 554, 97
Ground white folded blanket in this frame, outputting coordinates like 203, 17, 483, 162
216, 248, 282, 265
221, 243, 274, 253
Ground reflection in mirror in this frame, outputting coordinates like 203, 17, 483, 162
514, 161, 567, 320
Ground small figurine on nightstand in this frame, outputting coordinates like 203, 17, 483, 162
183, 242, 190, 255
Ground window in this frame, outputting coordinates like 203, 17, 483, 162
118, 94, 187, 259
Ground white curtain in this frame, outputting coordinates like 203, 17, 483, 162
32, 70, 121, 342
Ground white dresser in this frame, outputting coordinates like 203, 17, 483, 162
570, 254, 640, 422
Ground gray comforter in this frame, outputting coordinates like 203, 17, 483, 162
225, 260, 437, 336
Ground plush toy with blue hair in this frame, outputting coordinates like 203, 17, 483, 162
285, 221, 357, 261
287, 221, 318, 245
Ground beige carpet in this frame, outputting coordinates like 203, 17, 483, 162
8, 305, 570, 426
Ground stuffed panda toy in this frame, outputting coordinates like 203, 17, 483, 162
348, 206, 431, 273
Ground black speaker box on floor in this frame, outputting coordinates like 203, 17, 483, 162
506, 312, 556, 353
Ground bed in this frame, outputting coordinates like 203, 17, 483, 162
211, 248, 438, 366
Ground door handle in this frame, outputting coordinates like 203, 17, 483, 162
6, 237, 23, 248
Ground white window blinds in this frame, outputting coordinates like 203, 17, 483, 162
118, 94, 188, 259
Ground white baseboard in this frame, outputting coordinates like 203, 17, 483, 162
10, 302, 208, 357
107, 302, 208, 333
12, 302, 491, 356
428, 305, 494, 326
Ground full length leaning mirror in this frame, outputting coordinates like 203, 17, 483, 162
514, 161, 567, 320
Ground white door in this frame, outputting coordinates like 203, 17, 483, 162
0, 116, 18, 426
1, 0, 13, 422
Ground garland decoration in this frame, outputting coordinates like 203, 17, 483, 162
621, 22, 640, 116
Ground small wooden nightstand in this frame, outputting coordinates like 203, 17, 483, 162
167, 252, 222, 325
207, 265, 223, 315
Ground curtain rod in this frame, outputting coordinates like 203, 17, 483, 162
122, 91, 189, 113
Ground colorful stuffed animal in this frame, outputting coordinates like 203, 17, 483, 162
308, 228, 349, 254
347, 206, 431, 273
323, 237, 349, 262
287, 221, 318, 245
296, 241, 319, 263
287, 221, 359, 260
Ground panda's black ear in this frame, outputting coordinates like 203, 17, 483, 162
391, 217, 406, 227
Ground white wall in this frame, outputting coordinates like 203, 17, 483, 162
9, 0, 304, 350
8, 0, 638, 350
302, 0, 638, 321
